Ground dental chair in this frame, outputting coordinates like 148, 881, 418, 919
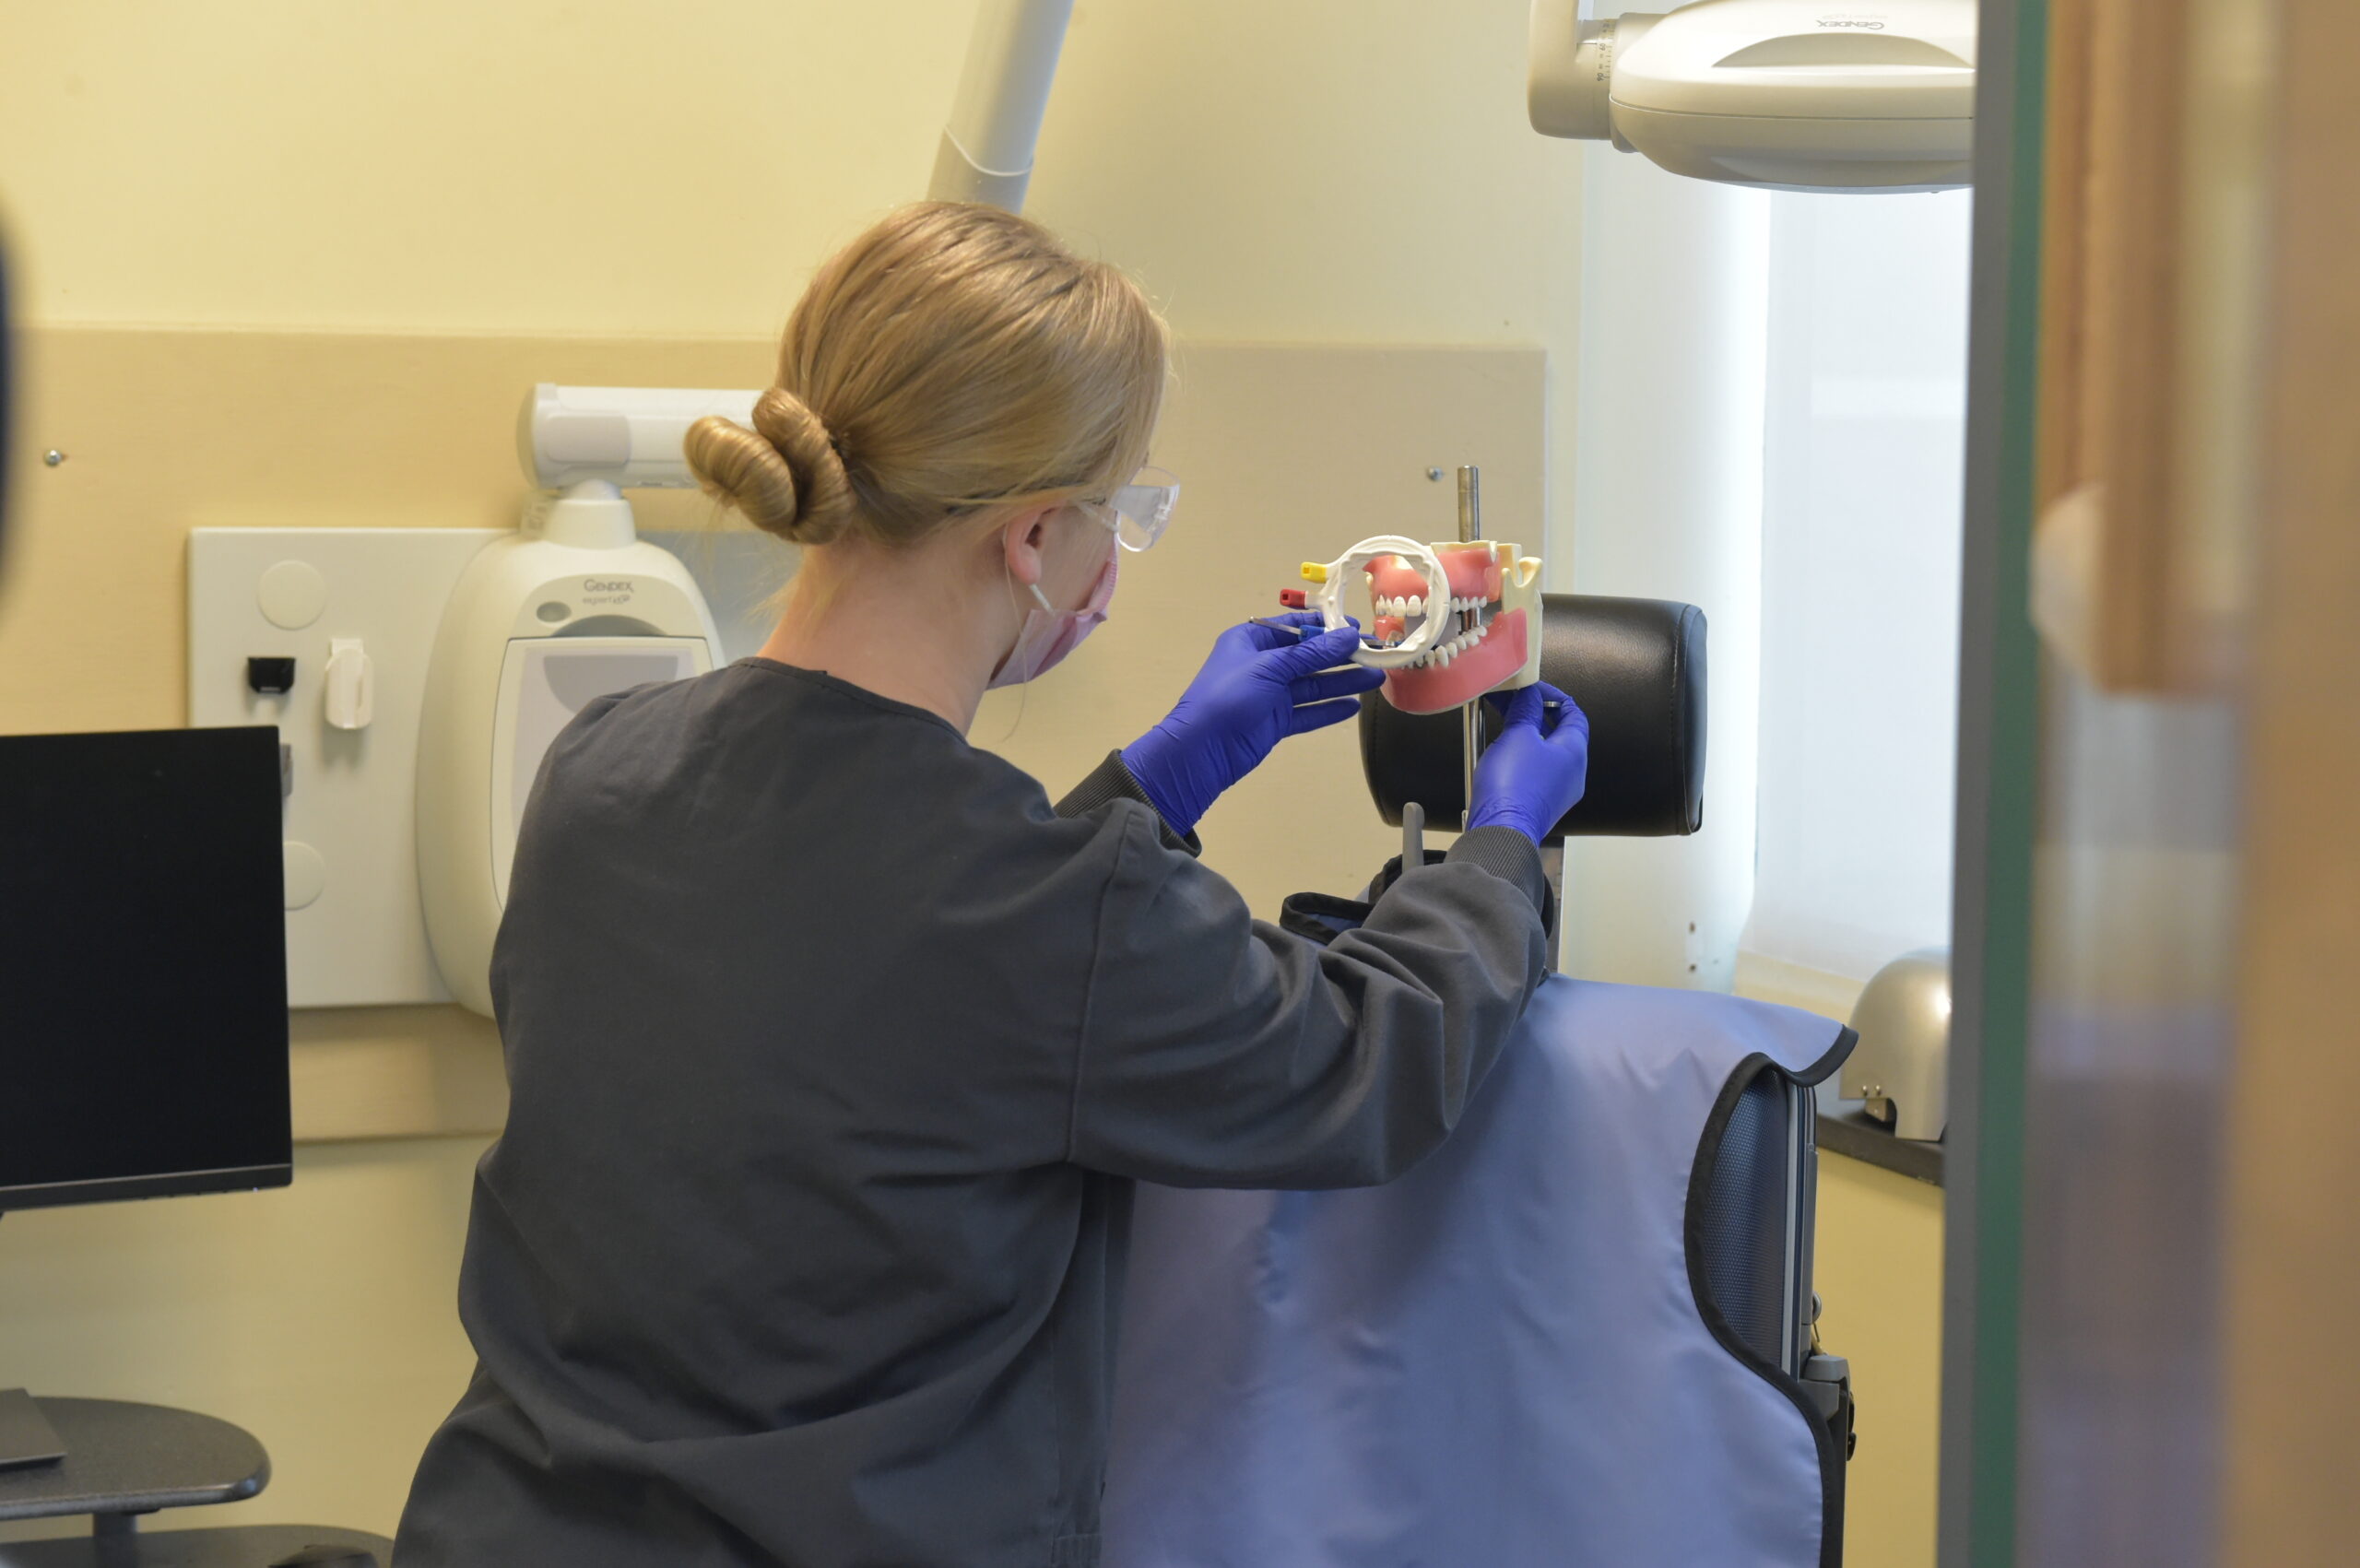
1103, 594, 1858, 1568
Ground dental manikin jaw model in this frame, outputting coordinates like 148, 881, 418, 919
1297, 536, 1546, 716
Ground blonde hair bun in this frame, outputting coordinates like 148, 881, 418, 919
684, 388, 856, 545
686, 202, 1168, 552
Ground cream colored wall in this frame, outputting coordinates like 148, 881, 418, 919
1, 0, 1580, 344
0, 0, 1940, 1551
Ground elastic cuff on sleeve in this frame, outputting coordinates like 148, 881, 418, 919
1445, 826, 1550, 915
1055, 750, 1203, 857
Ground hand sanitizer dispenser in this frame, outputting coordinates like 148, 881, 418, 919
417, 416, 727, 1017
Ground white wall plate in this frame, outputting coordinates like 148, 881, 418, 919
190, 527, 502, 1008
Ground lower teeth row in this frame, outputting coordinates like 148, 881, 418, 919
1405, 622, 1489, 668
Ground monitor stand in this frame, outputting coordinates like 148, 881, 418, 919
0, 1389, 66, 1471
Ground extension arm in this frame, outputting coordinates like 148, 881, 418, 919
929, 0, 1077, 212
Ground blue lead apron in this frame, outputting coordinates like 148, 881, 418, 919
1103, 973, 1853, 1568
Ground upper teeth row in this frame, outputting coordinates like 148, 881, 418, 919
1403, 622, 1491, 668
1375, 594, 1486, 618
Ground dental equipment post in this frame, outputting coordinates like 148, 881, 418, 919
1458, 466, 1482, 826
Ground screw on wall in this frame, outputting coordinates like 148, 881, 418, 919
42, 450, 66, 467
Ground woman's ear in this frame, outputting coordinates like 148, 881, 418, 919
997, 503, 1061, 590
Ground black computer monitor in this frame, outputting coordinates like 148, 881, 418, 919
0, 725, 292, 1211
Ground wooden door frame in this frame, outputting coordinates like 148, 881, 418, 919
2223, 0, 2360, 1557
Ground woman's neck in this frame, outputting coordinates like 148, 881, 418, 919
758, 540, 1006, 733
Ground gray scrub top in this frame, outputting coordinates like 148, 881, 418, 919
394, 656, 1550, 1568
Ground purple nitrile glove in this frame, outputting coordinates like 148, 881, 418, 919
1466, 680, 1591, 842
1121, 611, 1386, 835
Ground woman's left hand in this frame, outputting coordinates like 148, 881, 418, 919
1119, 613, 1385, 835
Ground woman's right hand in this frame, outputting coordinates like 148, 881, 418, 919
1465, 682, 1590, 843
1120, 614, 1385, 835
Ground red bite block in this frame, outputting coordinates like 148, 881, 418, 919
1278, 588, 1309, 609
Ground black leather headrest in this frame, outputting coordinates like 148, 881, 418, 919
1357, 593, 1706, 841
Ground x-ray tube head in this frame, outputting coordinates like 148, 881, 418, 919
1528, 0, 1976, 193
520, 383, 762, 491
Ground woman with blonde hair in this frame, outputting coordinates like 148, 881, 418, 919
396, 202, 1588, 1567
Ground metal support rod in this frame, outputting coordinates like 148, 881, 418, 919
1401, 800, 1425, 873
1457, 466, 1483, 826
1456, 465, 1482, 539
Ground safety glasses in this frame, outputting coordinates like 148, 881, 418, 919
1080, 466, 1179, 552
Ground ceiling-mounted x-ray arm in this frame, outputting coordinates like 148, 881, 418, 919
929, 0, 1077, 212
1528, 0, 1621, 142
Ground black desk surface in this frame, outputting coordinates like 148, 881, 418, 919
0, 1399, 389, 1566
1816, 1091, 1946, 1186
0, 1525, 391, 1568
0, 1402, 264, 1525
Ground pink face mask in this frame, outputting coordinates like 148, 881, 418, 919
988, 551, 1119, 690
